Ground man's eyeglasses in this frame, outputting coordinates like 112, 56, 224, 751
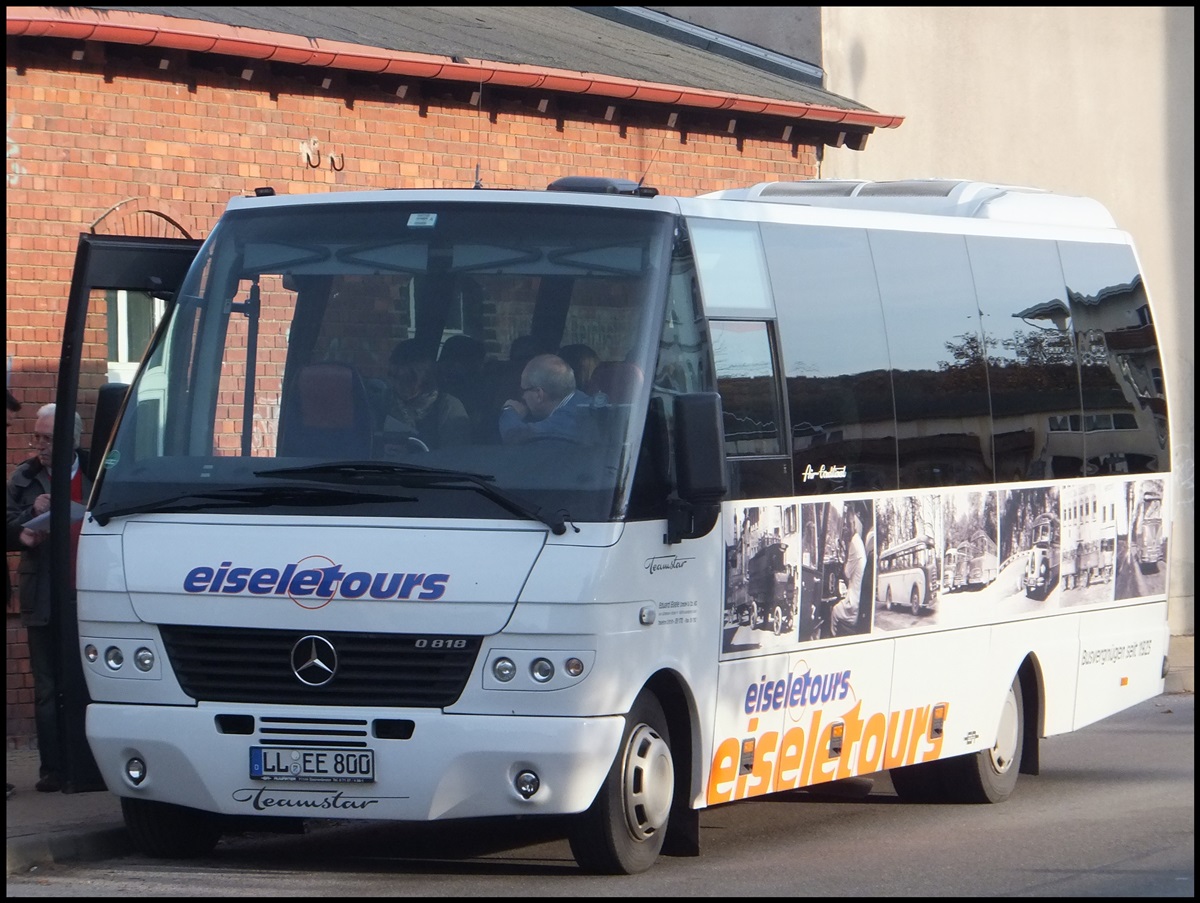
29, 432, 53, 447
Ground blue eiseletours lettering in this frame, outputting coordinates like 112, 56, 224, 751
183, 566, 215, 592
743, 668, 853, 714
420, 574, 449, 600
182, 560, 451, 602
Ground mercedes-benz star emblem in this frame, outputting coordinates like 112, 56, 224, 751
291, 635, 338, 686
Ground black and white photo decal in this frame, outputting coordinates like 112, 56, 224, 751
1116, 477, 1168, 600
797, 499, 875, 642
723, 503, 801, 655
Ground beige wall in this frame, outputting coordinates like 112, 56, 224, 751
658, 6, 1193, 637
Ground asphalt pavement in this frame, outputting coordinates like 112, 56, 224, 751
6, 636, 1193, 877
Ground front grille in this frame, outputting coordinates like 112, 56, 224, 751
160, 626, 480, 707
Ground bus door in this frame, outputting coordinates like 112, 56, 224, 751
51, 233, 202, 792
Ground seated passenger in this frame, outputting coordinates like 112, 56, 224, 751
385, 340, 471, 448
558, 343, 599, 396
499, 353, 599, 445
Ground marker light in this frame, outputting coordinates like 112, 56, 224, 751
134, 647, 155, 672
104, 646, 125, 670
564, 657, 585, 677
492, 657, 516, 682
530, 658, 554, 683
84, 644, 98, 663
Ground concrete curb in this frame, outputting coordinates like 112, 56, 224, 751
1166, 634, 1194, 694
6, 826, 133, 876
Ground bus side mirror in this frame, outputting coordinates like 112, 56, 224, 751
667, 392, 727, 544
89, 382, 129, 481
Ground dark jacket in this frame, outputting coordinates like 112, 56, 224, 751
6, 453, 92, 626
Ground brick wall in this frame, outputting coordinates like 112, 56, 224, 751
5, 38, 819, 745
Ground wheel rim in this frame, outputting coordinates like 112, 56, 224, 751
989, 684, 1020, 774
772, 606, 783, 635
622, 722, 673, 842
910, 586, 920, 615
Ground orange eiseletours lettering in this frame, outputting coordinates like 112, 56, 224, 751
809, 719, 840, 786
707, 736, 740, 804
906, 705, 932, 764
921, 703, 947, 762
857, 710, 888, 775
708, 700, 950, 804
734, 730, 778, 801
773, 725, 806, 793
800, 709, 823, 786
835, 701, 866, 781
884, 708, 916, 769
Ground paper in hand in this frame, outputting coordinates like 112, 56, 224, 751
22, 501, 86, 532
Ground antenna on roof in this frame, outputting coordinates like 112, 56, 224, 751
472, 63, 486, 189
636, 134, 666, 196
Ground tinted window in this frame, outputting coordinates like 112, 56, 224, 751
765, 224, 897, 494
711, 320, 790, 499
1058, 241, 1168, 474
869, 231, 992, 488
967, 236, 1082, 481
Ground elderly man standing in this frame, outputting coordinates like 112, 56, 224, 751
6, 403, 90, 792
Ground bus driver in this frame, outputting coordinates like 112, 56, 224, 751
499, 353, 599, 445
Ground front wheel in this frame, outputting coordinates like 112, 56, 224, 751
569, 691, 674, 874
772, 605, 785, 636
121, 797, 222, 858
910, 585, 921, 616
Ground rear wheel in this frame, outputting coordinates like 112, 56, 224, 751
121, 797, 222, 858
891, 675, 1024, 804
961, 674, 1024, 802
910, 585, 921, 616
885, 586, 893, 610
772, 605, 785, 636
569, 691, 674, 874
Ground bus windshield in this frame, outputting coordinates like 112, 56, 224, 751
93, 198, 676, 527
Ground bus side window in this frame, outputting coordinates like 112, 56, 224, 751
1059, 241, 1168, 475
710, 320, 790, 500
969, 235, 1082, 483
766, 225, 897, 494
869, 230, 993, 489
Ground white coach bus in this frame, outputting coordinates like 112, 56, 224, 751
66, 176, 1174, 874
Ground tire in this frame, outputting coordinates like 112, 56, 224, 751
910, 585, 921, 616
121, 797, 222, 858
885, 586, 893, 610
569, 691, 674, 874
889, 675, 1024, 805
772, 605, 784, 636
948, 674, 1024, 803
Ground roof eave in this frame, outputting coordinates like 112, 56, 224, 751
6, 6, 904, 132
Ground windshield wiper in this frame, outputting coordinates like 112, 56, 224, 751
256, 461, 574, 535
91, 485, 410, 526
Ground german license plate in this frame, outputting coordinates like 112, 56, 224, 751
249, 747, 375, 783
